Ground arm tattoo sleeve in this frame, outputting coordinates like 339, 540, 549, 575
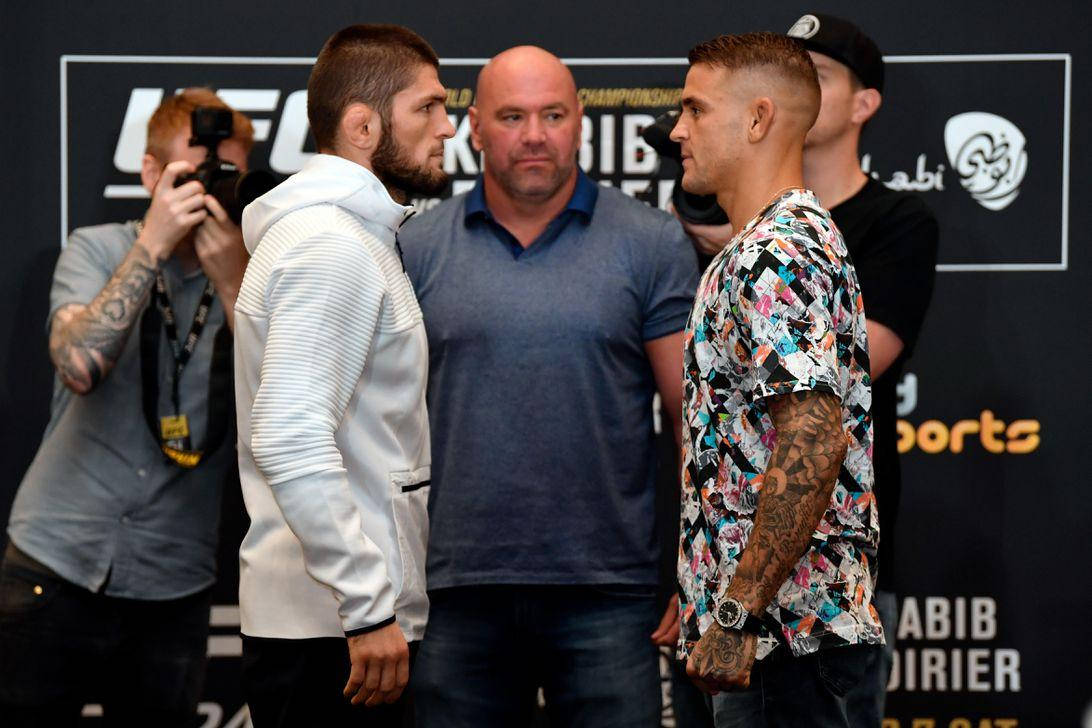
727, 390, 848, 612
49, 242, 158, 394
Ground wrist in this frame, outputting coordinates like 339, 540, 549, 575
714, 596, 767, 635
135, 225, 170, 264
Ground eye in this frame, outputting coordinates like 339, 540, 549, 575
545, 112, 563, 122
502, 113, 522, 123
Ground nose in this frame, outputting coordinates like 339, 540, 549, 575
440, 115, 456, 140
669, 116, 687, 143
521, 115, 547, 145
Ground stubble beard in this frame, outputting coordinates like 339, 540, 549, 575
372, 125, 450, 198
493, 150, 574, 203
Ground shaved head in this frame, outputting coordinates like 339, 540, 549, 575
469, 45, 583, 205
475, 45, 578, 112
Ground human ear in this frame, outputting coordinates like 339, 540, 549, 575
340, 102, 380, 156
853, 88, 882, 126
468, 105, 483, 153
140, 153, 162, 195
748, 97, 775, 142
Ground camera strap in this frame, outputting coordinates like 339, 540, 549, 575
139, 272, 233, 469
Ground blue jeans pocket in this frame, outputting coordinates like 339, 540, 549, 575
815, 645, 873, 698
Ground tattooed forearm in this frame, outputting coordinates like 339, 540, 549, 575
50, 242, 158, 394
728, 390, 848, 612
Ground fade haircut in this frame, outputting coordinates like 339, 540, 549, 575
689, 31, 821, 126
307, 23, 440, 151
146, 88, 254, 162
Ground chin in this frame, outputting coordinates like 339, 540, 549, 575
679, 173, 711, 196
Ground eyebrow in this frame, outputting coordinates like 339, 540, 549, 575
495, 102, 569, 114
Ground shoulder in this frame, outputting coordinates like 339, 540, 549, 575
66, 221, 135, 255
848, 181, 937, 229
60, 221, 136, 274
399, 194, 468, 244
593, 184, 677, 231
250, 206, 388, 283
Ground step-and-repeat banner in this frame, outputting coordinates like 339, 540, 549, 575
2, 2, 1088, 726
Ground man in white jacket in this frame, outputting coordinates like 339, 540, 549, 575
234, 24, 454, 726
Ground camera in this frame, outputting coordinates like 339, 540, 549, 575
174, 107, 276, 224
640, 110, 729, 226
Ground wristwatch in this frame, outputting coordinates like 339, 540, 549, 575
714, 597, 766, 635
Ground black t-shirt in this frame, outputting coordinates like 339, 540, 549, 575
830, 178, 939, 591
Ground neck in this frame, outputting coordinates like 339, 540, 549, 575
322, 146, 407, 203
718, 144, 805, 231
483, 169, 578, 248
802, 132, 869, 210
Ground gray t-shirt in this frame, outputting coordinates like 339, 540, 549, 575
7, 221, 234, 600
399, 173, 699, 590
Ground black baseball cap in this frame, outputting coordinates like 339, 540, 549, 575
786, 13, 884, 93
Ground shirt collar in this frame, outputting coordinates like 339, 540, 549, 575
464, 168, 599, 225
736, 187, 823, 238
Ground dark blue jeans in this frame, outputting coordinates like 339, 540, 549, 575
0, 544, 211, 727
709, 644, 879, 728
413, 584, 662, 728
844, 590, 897, 728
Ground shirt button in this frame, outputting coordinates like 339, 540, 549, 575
137, 468, 147, 478
120, 514, 131, 524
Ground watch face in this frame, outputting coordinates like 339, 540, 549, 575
718, 599, 743, 628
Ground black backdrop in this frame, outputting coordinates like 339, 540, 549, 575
2, 2, 1090, 726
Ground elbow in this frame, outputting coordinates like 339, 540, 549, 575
251, 419, 339, 485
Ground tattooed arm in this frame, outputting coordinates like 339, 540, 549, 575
687, 390, 847, 692
50, 160, 209, 394
50, 242, 158, 394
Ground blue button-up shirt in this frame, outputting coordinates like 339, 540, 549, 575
7, 221, 234, 600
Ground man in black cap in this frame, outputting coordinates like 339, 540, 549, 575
787, 13, 939, 726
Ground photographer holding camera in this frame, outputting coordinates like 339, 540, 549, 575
0, 88, 257, 725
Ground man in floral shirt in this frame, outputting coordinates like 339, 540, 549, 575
670, 32, 883, 725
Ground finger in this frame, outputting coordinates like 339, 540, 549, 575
395, 653, 410, 689
168, 180, 207, 202
178, 209, 208, 229
157, 161, 198, 193
685, 655, 699, 680
651, 599, 679, 643
343, 665, 364, 699
203, 194, 230, 224
661, 621, 680, 646
173, 190, 209, 215
378, 658, 397, 694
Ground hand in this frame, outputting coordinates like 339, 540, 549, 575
343, 622, 410, 707
650, 595, 680, 647
685, 624, 758, 694
669, 203, 735, 257
194, 194, 248, 297
138, 160, 208, 262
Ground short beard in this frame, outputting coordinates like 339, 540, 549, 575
371, 122, 449, 200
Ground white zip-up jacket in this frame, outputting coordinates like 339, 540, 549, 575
234, 153, 430, 641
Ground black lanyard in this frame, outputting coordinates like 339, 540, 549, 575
139, 273, 233, 468
155, 271, 215, 414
